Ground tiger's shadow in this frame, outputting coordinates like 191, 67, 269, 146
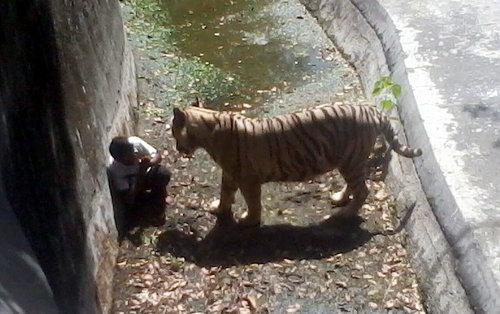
156, 216, 377, 267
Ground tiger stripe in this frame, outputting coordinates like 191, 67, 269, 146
172, 102, 422, 226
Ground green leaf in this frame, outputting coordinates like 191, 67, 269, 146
381, 99, 395, 111
391, 84, 402, 99
372, 86, 383, 96
381, 76, 392, 87
372, 80, 385, 96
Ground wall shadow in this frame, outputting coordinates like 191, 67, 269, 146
115, 193, 167, 246
0, 2, 92, 312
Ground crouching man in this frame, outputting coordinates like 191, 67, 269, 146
107, 136, 171, 235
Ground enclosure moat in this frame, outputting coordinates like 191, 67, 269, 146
112, 0, 425, 312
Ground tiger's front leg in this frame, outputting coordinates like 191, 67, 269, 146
212, 173, 238, 222
331, 185, 352, 206
239, 182, 262, 227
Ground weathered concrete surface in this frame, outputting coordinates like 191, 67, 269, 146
50, 0, 138, 311
378, 2, 500, 313
0, 0, 136, 313
301, 0, 495, 312
0, 173, 58, 314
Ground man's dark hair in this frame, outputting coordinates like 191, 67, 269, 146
109, 136, 134, 160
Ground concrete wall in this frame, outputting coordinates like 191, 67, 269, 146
300, 0, 473, 312
0, 0, 136, 313
0, 174, 58, 314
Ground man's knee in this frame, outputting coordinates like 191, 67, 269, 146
156, 166, 171, 185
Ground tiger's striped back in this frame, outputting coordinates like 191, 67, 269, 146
172, 102, 422, 225
181, 103, 421, 184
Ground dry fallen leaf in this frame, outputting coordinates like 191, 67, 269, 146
335, 281, 347, 289
374, 189, 389, 201
242, 295, 258, 312
112, 30, 425, 313
286, 303, 301, 313
385, 300, 396, 309
367, 289, 379, 296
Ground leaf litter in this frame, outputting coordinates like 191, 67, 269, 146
114, 0, 426, 312
112, 102, 425, 313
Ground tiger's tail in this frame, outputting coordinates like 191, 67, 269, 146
380, 116, 422, 158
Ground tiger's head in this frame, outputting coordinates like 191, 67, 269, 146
172, 102, 216, 157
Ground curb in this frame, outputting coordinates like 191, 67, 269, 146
352, 0, 500, 312
301, 0, 488, 312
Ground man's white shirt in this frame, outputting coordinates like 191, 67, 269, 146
107, 137, 157, 192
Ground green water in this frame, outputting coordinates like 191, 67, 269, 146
161, 0, 330, 102
123, 0, 348, 111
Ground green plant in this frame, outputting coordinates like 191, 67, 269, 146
121, 0, 241, 108
142, 233, 159, 246
372, 76, 401, 111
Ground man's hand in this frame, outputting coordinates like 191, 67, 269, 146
150, 152, 162, 165
138, 157, 151, 174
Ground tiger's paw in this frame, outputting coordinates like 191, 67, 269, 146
209, 201, 233, 217
238, 212, 261, 228
331, 196, 351, 207
215, 213, 237, 227
208, 199, 223, 215
330, 187, 351, 207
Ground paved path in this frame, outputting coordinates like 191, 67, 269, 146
380, 0, 500, 311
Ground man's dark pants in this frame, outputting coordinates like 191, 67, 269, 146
113, 165, 171, 239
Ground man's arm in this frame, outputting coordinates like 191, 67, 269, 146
109, 172, 139, 206
149, 152, 162, 165
131, 136, 162, 165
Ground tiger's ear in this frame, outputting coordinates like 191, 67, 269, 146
193, 97, 204, 108
173, 107, 187, 126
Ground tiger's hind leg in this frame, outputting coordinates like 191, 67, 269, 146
332, 167, 369, 219
368, 139, 392, 182
239, 182, 262, 227
370, 150, 391, 182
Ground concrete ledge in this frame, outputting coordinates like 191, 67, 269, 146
301, 0, 491, 312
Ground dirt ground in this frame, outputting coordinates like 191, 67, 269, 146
112, 0, 426, 312
111, 105, 425, 313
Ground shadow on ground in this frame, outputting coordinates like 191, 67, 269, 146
118, 194, 166, 247
156, 215, 378, 267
